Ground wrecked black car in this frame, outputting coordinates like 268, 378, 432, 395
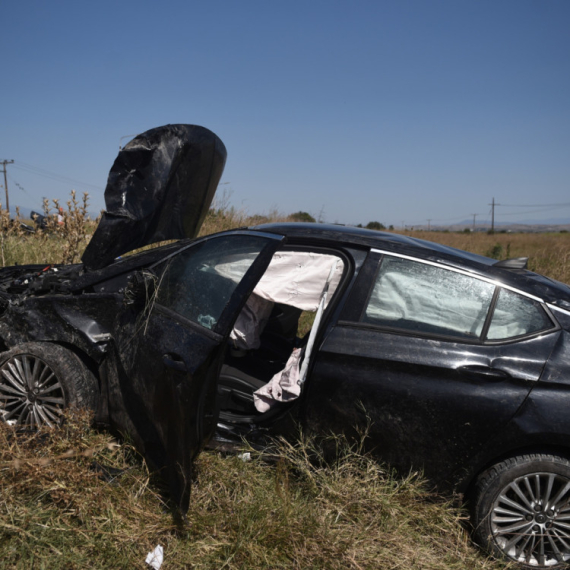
1, 125, 570, 568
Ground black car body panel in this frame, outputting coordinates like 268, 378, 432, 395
82, 124, 227, 271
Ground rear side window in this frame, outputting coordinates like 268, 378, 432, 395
363, 256, 495, 339
486, 289, 553, 340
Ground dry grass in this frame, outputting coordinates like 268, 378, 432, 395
0, 412, 509, 569
404, 230, 570, 284
0, 192, 96, 267
2, 193, 568, 287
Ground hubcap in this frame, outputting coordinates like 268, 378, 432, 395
0, 354, 65, 427
491, 472, 570, 567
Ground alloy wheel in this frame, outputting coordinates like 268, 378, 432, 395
491, 472, 570, 567
0, 354, 66, 427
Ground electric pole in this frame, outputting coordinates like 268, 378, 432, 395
1, 160, 14, 214
427, 219, 431, 231
488, 198, 500, 233
471, 213, 477, 232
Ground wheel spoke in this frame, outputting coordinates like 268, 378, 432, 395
4, 400, 26, 420
42, 403, 64, 417
524, 476, 537, 503
551, 520, 570, 532
37, 396, 65, 405
0, 382, 27, 397
551, 481, 570, 510
13, 358, 27, 388
37, 382, 63, 396
515, 531, 533, 561
34, 404, 55, 428
494, 519, 533, 536
494, 505, 527, 518
538, 531, 546, 567
497, 494, 533, 516
31, 357, 41, 384
22, 356, 34, 390
1, 369, 27, 394
510, 479, 534, 511
37, 371, 56, 390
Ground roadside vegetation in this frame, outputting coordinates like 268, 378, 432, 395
3, 192, 568, 568
0, 411, 508, 569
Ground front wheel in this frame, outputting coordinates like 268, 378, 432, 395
473, 454, 570, 568
0, 342, 98, 428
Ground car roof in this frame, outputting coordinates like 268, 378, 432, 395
251, 223, 570, 307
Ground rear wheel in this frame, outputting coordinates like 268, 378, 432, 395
473, 454, 570, 568
0, 343, 98, 428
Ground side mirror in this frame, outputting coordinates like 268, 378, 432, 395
124, 269, 158, 307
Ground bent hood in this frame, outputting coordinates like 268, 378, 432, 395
81, 124, 227, 271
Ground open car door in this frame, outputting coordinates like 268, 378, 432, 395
107, 231, 285, 511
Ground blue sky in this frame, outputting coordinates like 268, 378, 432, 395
1, 0, 569, 228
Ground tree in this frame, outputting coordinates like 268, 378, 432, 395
365, 221, 386, 231
289, 211, 316, 223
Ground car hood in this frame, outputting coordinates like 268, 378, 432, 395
81, 124, 227, 271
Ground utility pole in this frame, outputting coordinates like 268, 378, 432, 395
1, 160, 14, 215
488, 198, 500, 234
427, 219, 431, 231
471, 213, 477, 232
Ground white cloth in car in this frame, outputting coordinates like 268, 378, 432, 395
253, 348, 302, 413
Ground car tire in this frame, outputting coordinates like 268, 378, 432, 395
0, 342, 98, 428
473, 454, 570, 568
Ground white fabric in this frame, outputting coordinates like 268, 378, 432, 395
229, 251, 343, 350
251, 251, 343, 311
229, 293, 274, 350
214, 251, 343, 310
253, 348, 302, 412
365, 259, 494, 337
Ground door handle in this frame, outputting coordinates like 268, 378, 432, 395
162, 353, 188, 372
458, 365, 511, 381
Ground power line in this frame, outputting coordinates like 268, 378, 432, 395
498, 202, 570, 208
12, 161, 103, 192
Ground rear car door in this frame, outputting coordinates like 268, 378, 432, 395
304, 250, 560, 488
108, 231, 284, 511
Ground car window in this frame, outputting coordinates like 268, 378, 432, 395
363, 256, 495, 339
486, 288, 553, 340
155, 235, 272, 330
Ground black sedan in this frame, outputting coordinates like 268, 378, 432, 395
1, 125, 570, 568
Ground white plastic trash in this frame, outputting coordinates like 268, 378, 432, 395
145, 545, 164, 569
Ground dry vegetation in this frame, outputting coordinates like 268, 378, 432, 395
3, 193, 568, 568
405, 230, 570, 285
0, 412, 508, 570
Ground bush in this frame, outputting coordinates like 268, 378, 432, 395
366, 221, 386, 231
288, 211, 316, 223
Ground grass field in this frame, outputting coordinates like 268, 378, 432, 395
3, 196, 568, 568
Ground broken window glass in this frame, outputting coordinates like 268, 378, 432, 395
486, 288, 553, 340
154, 235, 271, 330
